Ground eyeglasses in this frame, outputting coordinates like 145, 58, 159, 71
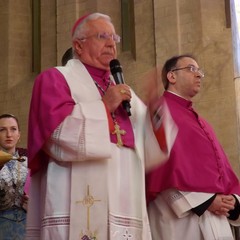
171, 66, 205, 78
79, 32, 121, 43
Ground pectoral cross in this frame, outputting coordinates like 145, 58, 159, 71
112, 122, 126, 147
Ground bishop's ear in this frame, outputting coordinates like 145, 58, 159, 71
73, 39, 83, 54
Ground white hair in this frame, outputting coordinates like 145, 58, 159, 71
72, 13, 113, 58
72, 13, 112, 40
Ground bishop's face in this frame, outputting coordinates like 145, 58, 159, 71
74, 18, 118, 71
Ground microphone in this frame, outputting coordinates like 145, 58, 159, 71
110, 59, 131, 116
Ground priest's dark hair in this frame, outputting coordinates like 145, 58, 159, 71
61, 47, 73, 66
162, 54, 196, 90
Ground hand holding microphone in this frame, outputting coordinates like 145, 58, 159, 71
102, 84, 131, 113
110, 59, 132, 116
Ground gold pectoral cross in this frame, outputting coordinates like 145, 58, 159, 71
112, 122, 126, 147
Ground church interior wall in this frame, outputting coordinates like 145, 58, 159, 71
0, 0, 239, 175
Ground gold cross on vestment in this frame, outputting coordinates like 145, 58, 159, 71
112, 122, 126, 147
76, 185, 101, 231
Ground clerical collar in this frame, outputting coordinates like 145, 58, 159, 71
83, 63, 110, 81
166, 90, 191, 101
164, 91, 192, 108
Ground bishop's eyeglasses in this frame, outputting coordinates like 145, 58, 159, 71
79, 32, 121, 43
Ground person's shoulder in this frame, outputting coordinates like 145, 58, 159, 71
37, 67, 62, 78
34, 67, 66, 85
33, 66, 71, 94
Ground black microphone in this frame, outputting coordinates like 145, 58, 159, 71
110, 59, 131, 116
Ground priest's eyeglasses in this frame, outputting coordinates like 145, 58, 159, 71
172, 66, 205, 78
79, 32, 121, 43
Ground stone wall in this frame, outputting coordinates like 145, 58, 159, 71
0, 0, 239, 175
0, 0, 33, 148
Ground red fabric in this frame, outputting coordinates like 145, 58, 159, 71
149, 98, 168, 153
154, 123, 167, 153
103, 102, 114, 133
146, 91, 240, 203
28, 68, 75, 174
71, 14, 90, 36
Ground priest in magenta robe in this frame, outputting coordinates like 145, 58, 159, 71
146, 54, 240, 240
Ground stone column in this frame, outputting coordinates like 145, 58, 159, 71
231, 0, 240, 165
